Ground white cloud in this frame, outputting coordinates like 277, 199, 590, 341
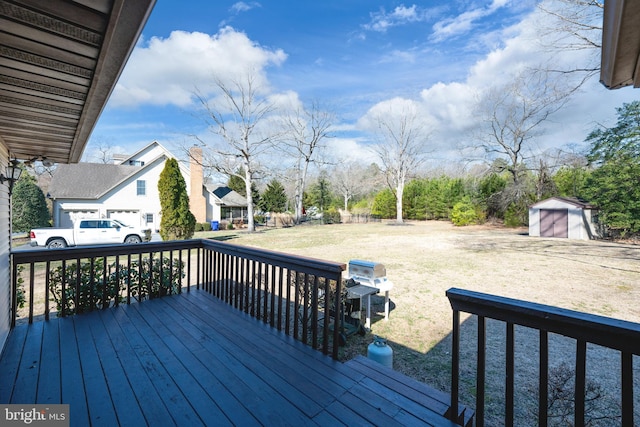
363, 4, 437, 33
355, 3, 637, 163
230, 2, 261, 14
431, 0, 511, 42
111, 27, 287, 108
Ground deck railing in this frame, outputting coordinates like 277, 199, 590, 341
446, 287, 640, 427
11, 239, 345, 359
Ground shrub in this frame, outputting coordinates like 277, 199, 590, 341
451, 197, 484, 226
16, 265, 25, 309
504, 202, 528, 227
49, 256, 184, 316
323, 208, 341, 224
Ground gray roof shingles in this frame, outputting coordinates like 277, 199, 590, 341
48, 163, 141, 199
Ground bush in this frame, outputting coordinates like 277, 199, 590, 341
504, 202, 528, 227
451, 197, 484, 226
323, 208, 341, 224
49, 256, 185, 316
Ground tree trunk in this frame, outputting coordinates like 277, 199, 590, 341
396, 182, 404, 223
244, 167, 255, 232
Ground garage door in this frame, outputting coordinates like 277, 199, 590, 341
107, 210, 140, 227
59, 210, 98, 228
540, 209, 568, 238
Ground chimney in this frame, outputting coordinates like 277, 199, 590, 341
189, 147, 207, 223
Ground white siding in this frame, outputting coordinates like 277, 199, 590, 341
52, 157, 167, 229
0, 144, 11, 351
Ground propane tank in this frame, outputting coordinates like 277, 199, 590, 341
367, 336, 393, 369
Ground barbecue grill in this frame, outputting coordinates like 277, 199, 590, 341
347, 260, 393, 327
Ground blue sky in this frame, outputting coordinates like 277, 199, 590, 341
87, 1, 639, 171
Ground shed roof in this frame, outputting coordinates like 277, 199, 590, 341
530, 197, 597, 209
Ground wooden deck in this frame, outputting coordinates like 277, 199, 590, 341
0, 289, 468, 426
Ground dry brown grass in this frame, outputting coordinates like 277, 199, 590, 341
201, 220, 640, 425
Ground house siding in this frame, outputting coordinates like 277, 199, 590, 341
0, 144, 11, 351
53, 157, 166, 230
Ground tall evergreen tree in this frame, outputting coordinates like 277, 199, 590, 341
11, 172, 50, 232
307, 174, 333, 212
258, 179, 287, 213
158, 158, 196, 240
584, 101, 640, 236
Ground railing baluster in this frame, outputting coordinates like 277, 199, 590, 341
102, 256, 108, 308
331, 275, 342, 360
477, 315, 486, 427
126, 254, 131, 304
270, 264, 276, 327
450, 309, 460, 422
61, 260, 66, 317
10, 258, 18, 327
621, 351, 633, 426
45, 261, 50, 321
302, 273, 309, 344
294, 271, 300, 339
251, 260, 257, 318
263, 263, 269, 324
311, 275, 319, 349
575, 339, 586, 426
28, 263, 35, 323
505, 322, 515, 427
148, 253, 154, 299
114, 255, 120, 306
539, 330, 548, 427
322, 276, 331, 355
277, 266, 283, 331
285, 269, 292, 335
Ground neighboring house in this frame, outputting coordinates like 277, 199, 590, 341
47, 141, 247, 230
528, 197, 599, 240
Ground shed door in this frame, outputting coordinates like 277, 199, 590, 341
540, 209, 568, 238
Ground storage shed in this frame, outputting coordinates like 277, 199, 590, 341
529, 197, 599, 240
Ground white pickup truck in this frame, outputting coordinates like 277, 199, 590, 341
30, 219, 152, 249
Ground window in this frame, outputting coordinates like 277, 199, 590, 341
129, 160, 145, 166
137, 180, 146, 196
145, 213, 154, 223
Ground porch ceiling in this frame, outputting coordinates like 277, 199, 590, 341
0, 0, 155, 164
600, 0, 640, 89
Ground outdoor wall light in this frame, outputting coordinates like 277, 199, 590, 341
0, 160, 23, 195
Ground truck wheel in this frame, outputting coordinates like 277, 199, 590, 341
47, 238, 67, 249
124, 235, 142, 244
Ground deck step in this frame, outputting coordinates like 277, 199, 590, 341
345, 355, 474, 427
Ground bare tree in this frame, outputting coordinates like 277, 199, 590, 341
194, 73, 280, 232
536, 0, 603, 85
330, 161, 378, 212
367, 100, 431, 223
474, 70, 572, 188
281, 101, 333, 224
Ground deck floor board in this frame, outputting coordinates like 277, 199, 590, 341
1, 289, 466, 426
